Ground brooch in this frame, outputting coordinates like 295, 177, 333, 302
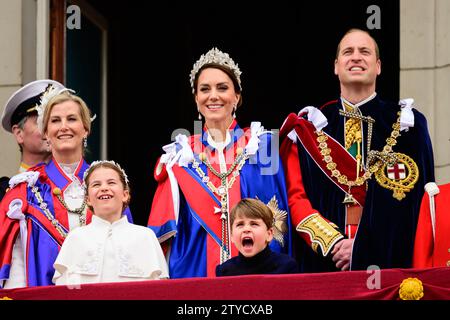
375, 152, 419, 200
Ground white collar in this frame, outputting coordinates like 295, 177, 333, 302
341, 92, 377, 109
206, 130, 231, 151
91, 214, 128, 228
58, 161, 82, 182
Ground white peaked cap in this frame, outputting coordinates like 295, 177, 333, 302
1, 79, 66, 133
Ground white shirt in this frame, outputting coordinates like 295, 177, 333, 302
53, 215, 169, 286
59, 162, 87, 230
207, 130, 231, 174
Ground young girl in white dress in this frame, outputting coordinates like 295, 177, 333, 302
53, 160, 169, 286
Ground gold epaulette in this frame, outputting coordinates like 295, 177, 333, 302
296, 213, 344, 257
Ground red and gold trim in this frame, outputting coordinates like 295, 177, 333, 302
296, 213, 344, 256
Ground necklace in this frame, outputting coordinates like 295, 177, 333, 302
192, 147, 248, 263
31, 186, 68, 238
317, 112, 401, 204
53, 187, 87, 226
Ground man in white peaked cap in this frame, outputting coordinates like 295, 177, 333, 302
0, 79, 66, 200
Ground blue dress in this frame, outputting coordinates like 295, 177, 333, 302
148, 120, 293, 278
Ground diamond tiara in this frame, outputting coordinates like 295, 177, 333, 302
189, 47, 242, 93
83, 160, 130, 188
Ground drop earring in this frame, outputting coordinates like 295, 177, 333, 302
46, 140, 51, 152
83, 137, 87, 148
232, 104, 237, 119
197, 107, 202, 120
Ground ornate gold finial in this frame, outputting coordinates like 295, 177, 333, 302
190, 47, 242, 93
399, 277, 424, 300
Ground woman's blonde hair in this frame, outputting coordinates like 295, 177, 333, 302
42, 91, 92, 135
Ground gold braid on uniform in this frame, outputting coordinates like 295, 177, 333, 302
344, 117, 362, 150
296, 213, 344, 257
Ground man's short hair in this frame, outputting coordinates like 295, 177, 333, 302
335, 28, 380, 60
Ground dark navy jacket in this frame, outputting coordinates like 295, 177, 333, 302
216, 246, 299, 276
293, 96, 435, 272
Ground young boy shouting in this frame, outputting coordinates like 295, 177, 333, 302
216, 198, 298, 276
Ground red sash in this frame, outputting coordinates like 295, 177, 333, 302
281, 113, 366, 206
173, 165, 239, 276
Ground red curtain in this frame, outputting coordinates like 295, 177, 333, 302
1, 267, 449, 300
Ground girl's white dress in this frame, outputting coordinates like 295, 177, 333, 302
53, 215, 169, 285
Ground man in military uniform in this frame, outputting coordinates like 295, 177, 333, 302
280, 28, 435, 272
0, 80, 65, 201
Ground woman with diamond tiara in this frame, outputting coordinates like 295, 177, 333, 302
147, 47, 293, 278
0, 89, 132, 288
52, 161, 168, 285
